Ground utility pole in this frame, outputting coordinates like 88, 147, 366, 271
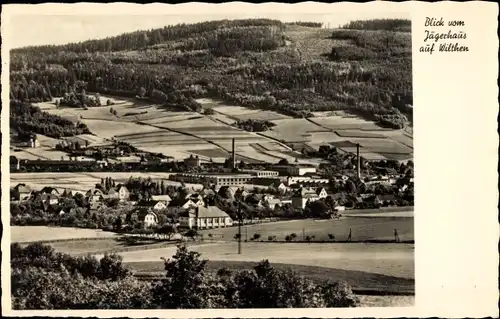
245, 225, 248, 241
238, 200, 242, 254
302, 228, 305, 241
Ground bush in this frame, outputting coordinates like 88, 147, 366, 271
12, 243, 359, 309
252, 233, 261, 241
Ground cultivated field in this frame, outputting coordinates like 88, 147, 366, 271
202, 216, 414, 242
103, 241, 414, 279
31, 95, 412, 164
11, 226, 118, 243
11, 172, 203, 193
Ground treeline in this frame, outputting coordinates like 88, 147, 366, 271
10, 19, 412, 130
12, 19, 285, 56
10, 100, 91, 138
341, 19, 411, 32
233, 119, 277, 132
286, 21, 323, 28
12, 243, 359, 309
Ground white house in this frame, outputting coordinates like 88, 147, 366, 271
86, 188, 104, 203
143, 211, 159, 228
41, 194, 59, 205
142, 200, 168, 212
181, 197, 205, 209
179, 206, 233, 230
291, 187, 327, 209
127, 208, 159, 228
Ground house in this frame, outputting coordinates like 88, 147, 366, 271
316, 187, 328, 199
264, 198, 283, 210
140, 200, 168, 212
291, 187, 322, 209
151, 195, 172, 206
179, 206, 233, 229
106, 184, 129, 201
86, 188, 104, 204
13, 183, 32, 201
41, 193, 59, 205
181, 199, 204, 209
184, 193, 205, 207
127, 208, 158, 228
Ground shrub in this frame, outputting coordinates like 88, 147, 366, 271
252, 233, 261, 241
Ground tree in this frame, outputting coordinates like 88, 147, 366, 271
345, 180, 357, 193
306, 200, 330, 218
113, 216, 122, 231
278, 158, 290, 165
151, 245, 213, 308
138, 87, 147, 98
158, 223, 175, 240
320, 281, 359, 307
185, 228, 199, 241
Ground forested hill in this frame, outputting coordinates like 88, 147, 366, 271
10, 18, 412, 129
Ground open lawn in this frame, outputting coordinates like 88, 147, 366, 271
105, 241, 414, 279
201, 217, 414, 242
11, 226, 118, 243
127, 259, 414, 293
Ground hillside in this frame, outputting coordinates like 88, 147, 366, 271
10, 19, 412, 131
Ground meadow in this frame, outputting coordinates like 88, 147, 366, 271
11, 226, 118, 243
11, 172, 203, 193
99, 241, 414, 279
201, 216, 414, 242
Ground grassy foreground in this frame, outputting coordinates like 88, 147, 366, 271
127, 260, 414, 294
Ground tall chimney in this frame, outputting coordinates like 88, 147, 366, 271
232, 138, 236, 170
356, 143, 361, 179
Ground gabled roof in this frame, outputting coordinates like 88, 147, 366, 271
292, 187, 319, 198
86, 188, 104, 196
140, 200, 167, 208
151, 195, 172, 202
107, 188, 118, 195
61, 189, 74, 197
192, 206, 229, 218
40, 187, 60, 194
316, 187, 327, 195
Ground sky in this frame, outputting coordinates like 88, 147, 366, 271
3, 3, 410, 49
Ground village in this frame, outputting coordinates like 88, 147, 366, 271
10, 138, 414, 239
